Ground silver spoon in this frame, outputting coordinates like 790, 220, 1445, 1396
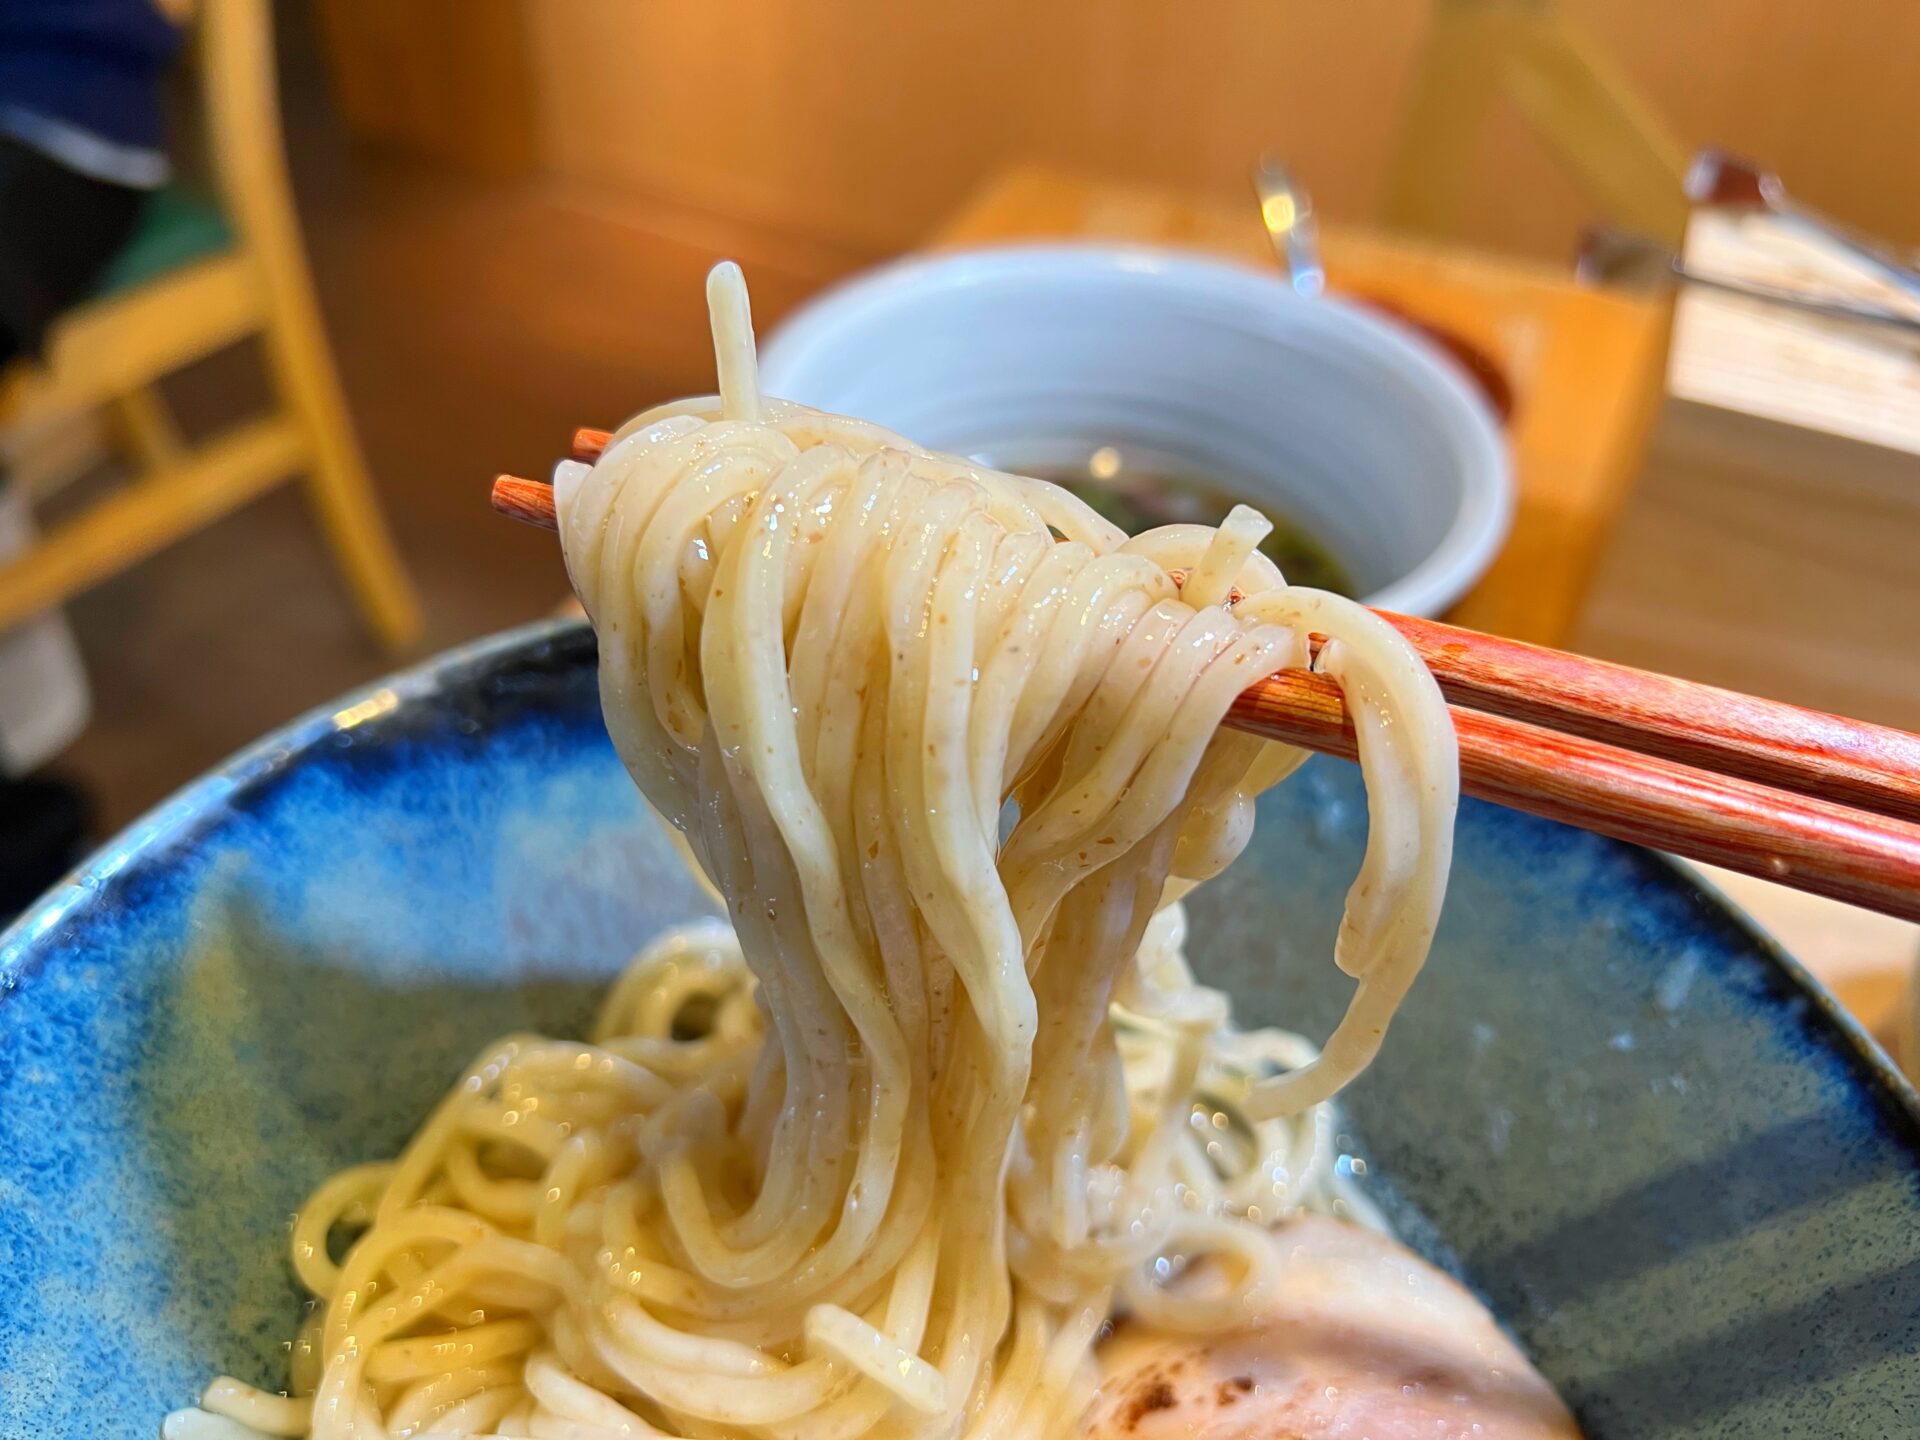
1252, 158, 1325, 299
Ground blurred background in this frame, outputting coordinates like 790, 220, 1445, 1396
2, 0, 1916, 1038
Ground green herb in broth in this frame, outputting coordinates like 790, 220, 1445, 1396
1025, 464, 1355, 598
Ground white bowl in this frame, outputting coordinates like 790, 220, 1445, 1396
758, 245, 1511, 617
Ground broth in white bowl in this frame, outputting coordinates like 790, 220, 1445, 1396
759, 245, 1510, 616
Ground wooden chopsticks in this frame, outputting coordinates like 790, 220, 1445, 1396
493, 451, 1920, 923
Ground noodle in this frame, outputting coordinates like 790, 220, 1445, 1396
167, 261, 1457, 1440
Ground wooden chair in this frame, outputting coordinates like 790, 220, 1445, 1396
1384, 0, 1691, 250
0, 0, 421, 649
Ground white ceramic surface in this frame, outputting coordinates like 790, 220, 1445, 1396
759, 245, 1512, 617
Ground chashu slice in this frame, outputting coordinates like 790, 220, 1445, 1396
1085, 1215, 1579, 1439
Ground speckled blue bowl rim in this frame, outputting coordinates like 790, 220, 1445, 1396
6, 616, 1917, 1130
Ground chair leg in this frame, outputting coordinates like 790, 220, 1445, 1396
204, 0, 421, 650
264, 309, 423, 652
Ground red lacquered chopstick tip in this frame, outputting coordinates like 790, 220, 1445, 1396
492, 474, 558, 530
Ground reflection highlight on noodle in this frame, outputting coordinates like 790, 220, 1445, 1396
167, 263, 1579, 1439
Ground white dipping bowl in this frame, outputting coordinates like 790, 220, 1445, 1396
758, 245, 1511, 617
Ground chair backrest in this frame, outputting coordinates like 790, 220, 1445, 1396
187, 0, 297, 255
1385, 0, 1690, 248
180, 0, 342, 363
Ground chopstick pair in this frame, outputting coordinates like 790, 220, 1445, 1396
492, 439, 1920, 924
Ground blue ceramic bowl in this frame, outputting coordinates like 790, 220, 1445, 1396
3, 623, 1917, 1437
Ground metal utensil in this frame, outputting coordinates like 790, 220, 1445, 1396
1251, 160, 1515, 417
1686, 150, 1920, 304
1252, 158, 1325, 298
1579, 226, 1920, 337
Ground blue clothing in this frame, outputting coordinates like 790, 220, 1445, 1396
0, 0, 182, 157
0, 4, 180, 358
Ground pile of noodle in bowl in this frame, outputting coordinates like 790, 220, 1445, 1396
168, 263, 1457, 1440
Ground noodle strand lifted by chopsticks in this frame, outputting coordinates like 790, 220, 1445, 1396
168, 261, 1457, 1440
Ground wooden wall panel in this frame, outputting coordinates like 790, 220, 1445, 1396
524, 0, 1428, 255
520, 0, 1920, 262
315, 0, 536, 175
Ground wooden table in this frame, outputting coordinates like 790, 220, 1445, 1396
933, 166, 1673, 647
